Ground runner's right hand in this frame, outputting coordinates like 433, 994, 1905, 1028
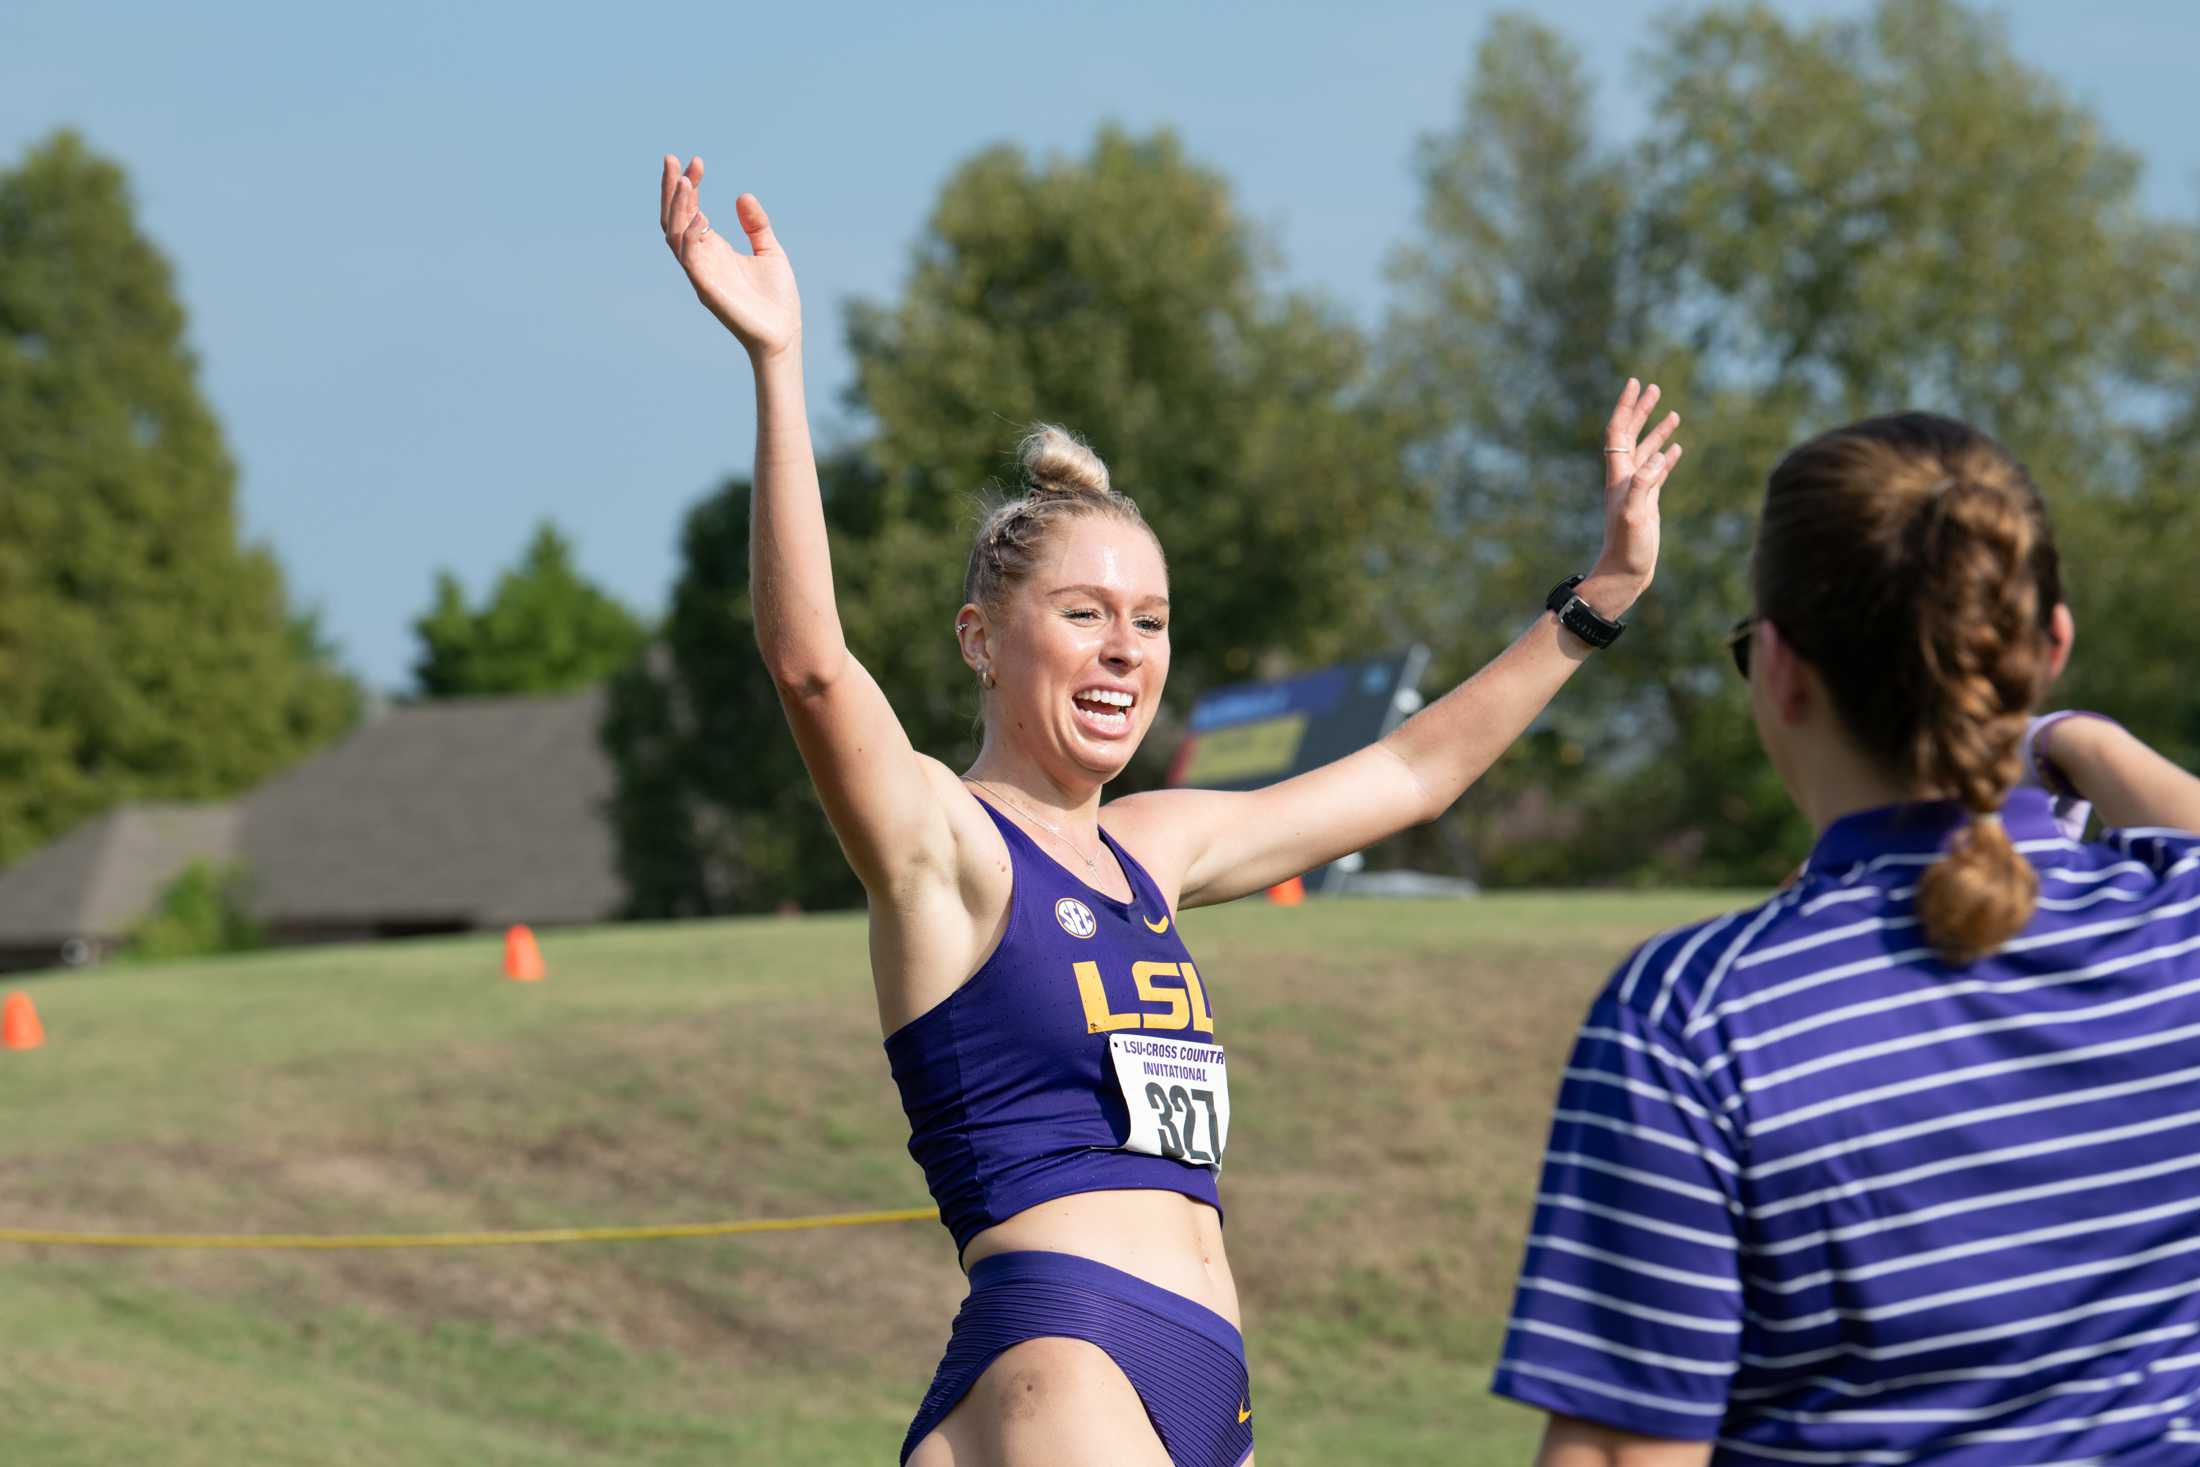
659, 155, 802, 360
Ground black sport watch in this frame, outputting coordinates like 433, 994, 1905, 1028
1545, 574, 1626, 650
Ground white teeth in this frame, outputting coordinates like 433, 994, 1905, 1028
1072, 689, 1134, 735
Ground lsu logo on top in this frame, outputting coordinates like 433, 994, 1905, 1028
1074, 960, 1215, 1036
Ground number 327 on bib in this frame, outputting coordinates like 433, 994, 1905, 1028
1109, 1034, 1231, 1170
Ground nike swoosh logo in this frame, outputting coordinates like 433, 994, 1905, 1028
1143, 913, 1170, 934
1237, 1402, 1252, 1424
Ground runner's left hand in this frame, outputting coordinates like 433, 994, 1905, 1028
1589, 377, 1680, 604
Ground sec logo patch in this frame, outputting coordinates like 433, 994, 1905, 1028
1055, 897, 1098, 939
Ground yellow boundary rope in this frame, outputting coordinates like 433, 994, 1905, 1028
0, 1205, 939, 1250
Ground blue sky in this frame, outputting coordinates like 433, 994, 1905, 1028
4, 1, 2196, 691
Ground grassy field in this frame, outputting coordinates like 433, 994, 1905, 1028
0, 892, 1750, 1465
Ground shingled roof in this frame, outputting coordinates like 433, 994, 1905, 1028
0, 803, 240, 949
241, 688, 621, 930
0, 687, 622, 966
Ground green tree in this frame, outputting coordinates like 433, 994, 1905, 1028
1385, 0, 2200, 884
125, 860, 265, 961
846, 126, 1418, 773
0, 131, 361, 866
411, 522, 648, 698
603, 462, 875, 918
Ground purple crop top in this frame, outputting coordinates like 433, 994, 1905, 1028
884, 801, 1227, 1255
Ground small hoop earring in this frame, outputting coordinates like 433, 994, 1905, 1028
981, 667, 998, 690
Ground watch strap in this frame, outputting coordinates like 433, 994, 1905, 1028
1545, 574, 1626, 650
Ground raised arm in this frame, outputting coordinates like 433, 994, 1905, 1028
2034, 713, 2200, 834
1113, 379, 1679, 909
659, 157, 955, 894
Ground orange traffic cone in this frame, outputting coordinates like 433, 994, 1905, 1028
1266, 876, 1306, 907
2, 991, 45, 1050
503, 925, 546, 982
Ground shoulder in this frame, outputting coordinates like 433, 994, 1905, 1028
1096, 788, 1212, 904
2022, 827, 2200, 935
2096, 825, 2200, 883
1599, 892, 1803, 1038
1100, 785, 1208, 834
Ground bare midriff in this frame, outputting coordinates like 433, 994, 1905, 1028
960, 1188, 1241, 1331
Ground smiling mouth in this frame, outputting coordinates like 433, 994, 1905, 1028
1072, 690, 1135, 736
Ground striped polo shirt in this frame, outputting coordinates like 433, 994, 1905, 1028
1493, 789, 2200, 1464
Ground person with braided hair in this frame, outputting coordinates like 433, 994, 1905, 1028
1497, 412, 2200, 1466
655, 155, 1683, 1465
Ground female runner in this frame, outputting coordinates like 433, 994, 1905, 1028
657, 153, 1681, 1466
1497, 412, 2200, 1465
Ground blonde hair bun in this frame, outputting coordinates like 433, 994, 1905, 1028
1019, 423, 1113, 500
962, 423, 1154, 614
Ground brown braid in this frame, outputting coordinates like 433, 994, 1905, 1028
1754, 416, 2062, 964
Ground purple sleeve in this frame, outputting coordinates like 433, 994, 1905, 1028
1490, 962, 1744, 1440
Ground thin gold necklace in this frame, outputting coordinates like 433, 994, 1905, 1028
964, 777, 1103, 878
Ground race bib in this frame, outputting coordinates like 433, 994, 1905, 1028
1109, 1033, 1230, 1170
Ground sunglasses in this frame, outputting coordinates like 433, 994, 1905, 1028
1727, 616, 1757, 679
